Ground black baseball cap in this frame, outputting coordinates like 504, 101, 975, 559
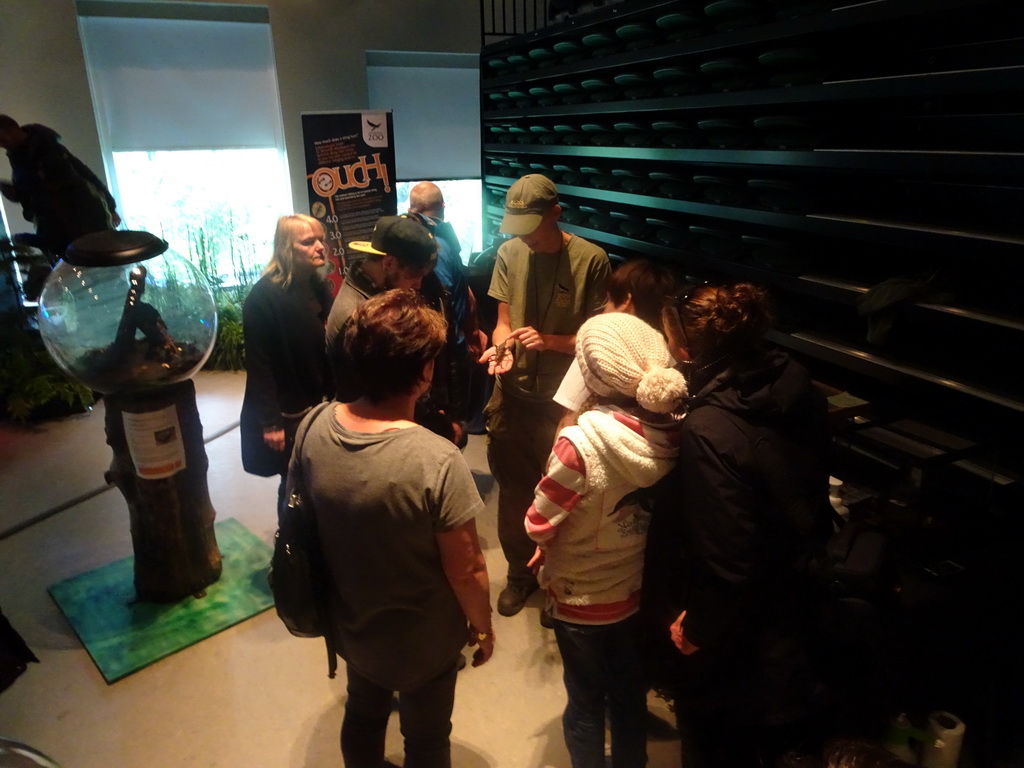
349, 215, 437, 268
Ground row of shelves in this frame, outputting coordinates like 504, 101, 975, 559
484, 64, 1024, 118
483, 142, 1024, 175
479, 0, 1024, 458
483, 197, 1023, 330
482, 173, 1024, 258
483, 0, 1008, 85
479, 202, 1024, 415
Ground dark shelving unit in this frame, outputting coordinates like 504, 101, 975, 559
479, 4, 1024, 754
479, 0, 1024, 476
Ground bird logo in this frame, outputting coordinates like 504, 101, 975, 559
367, 120, 382, 130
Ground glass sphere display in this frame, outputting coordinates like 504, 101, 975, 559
37, 231, 217, 394
0, 737, 63, 768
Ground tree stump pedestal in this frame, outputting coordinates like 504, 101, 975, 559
103, 379, 221, 603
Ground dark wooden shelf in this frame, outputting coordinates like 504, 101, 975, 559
483, 65, 1024, 119
798, 275, 1024, 332
482, 0, 998, 86
484, 176, 1024, 256
483, 144, 1024, 176
480, 0, 1024, 432
765, 329, 1024, 413
845, 423, 977, 467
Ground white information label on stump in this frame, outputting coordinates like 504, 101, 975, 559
122, 405, 187, 479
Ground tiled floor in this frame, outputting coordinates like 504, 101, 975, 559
0, 371, 680, 768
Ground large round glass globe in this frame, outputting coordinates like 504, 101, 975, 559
36, 231, 217, 394
0, 737, 63, 768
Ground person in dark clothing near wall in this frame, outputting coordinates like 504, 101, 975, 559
647, 282, 835, 768
0, 114, 119, 258
240, 214, 334, 508
406, 181, 488, 358
407, 182, 489, 438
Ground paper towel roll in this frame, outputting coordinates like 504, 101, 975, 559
920, 711, 965, 768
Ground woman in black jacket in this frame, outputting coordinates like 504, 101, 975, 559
648, 282, 834, 768
240, 214, 334, 503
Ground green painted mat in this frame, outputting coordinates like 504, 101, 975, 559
49, 517, 274, 683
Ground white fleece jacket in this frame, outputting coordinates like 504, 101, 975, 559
525, 405, 680, 624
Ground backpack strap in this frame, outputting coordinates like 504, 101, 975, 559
291, 400, 333, 476
286, 400, 337, 679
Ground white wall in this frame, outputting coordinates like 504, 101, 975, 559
0, 0, 481, 231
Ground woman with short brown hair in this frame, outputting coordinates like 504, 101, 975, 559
292, 289, 494, 768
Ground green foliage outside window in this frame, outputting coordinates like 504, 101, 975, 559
204, 286, 248, 371
112, 149, 287, 373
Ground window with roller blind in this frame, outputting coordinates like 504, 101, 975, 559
367, 51, 483, 260
77, 1, 290, 286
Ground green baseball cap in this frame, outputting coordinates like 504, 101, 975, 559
500, 174, 559, 236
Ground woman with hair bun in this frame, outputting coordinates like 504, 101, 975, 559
650, 282, 835, 768
525, 311, 687, 768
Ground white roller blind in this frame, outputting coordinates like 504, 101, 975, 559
79, 15, 282, 151
367, 57, 480, 181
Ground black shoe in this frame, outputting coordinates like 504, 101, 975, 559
465, 415, 488, 435
497, 580, 538, 616
456, 653, 467, 671
539, 604, 555, 629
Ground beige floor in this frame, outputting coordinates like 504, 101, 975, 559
0, 371, 680, 768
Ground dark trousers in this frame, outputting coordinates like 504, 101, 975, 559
675, 706, 826, 768
340, 661, 458, 768
554, 613, 648, 768
485, 385, 563, 585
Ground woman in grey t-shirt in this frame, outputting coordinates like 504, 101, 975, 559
291, 288, 494, 768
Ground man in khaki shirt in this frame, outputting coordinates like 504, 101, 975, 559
481, 174, 610, 620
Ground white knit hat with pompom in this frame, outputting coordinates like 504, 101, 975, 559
576, 313, 688, 413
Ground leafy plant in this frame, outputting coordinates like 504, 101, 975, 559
203, 285, 248, 371
0, 320, 95, 422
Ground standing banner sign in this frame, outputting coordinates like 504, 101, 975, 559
301, 110, 396, 294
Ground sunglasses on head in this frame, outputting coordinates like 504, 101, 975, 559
665, 282, 715, 352
667, 281, 714, 312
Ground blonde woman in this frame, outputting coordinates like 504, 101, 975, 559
240, 214, 334, 495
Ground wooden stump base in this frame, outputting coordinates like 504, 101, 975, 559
103, 380, 222, 603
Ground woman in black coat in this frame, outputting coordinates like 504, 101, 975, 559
647, 282, 834, 768
240, 214, 333, 499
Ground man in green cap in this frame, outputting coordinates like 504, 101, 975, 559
481, 174, 610, 620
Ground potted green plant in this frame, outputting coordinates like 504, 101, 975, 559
0, 319, 95, 422
203, 285, 247, 371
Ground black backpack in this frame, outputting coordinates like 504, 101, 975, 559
716, 407, 894, 603
268, 401, 337, 678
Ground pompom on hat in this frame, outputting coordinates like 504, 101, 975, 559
576, 313, 687, 413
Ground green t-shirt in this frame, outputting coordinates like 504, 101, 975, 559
488, 234, 610, 398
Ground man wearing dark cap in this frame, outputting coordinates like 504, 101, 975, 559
481, 174, 610, 619
325, 214, 437, 401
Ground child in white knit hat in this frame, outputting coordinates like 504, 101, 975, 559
524, 311, 687, 768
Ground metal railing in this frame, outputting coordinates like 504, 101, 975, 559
481, 0, 624, 46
